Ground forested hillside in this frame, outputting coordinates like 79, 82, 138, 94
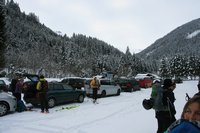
0, 0, 150, 78
1, 0, 199, 79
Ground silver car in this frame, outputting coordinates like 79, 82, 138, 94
85, 78, 121, 97
0, 91, 17, 116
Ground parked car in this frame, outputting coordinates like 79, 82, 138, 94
0, 79, 8, 92
135, 74, 153, 88
115, 78, 140, 92
23, 81, 86, 108
61, 77, 85, 89
85, 78, 121, 97
137, 77, 153, 88
0, 91, 17, 116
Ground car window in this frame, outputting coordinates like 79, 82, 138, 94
101, 80, 110, 85
63, 84, 73, 90
53, 84, 64, 90
85, 79, 92, 85
62, 78, 84, 86
110, 81, 116, 85
0, 80, 5, 85
48, 83, 54, 90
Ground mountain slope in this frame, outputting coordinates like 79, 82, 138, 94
137, 18, 200, 61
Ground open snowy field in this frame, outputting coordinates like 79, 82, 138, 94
0, 80, 198, 133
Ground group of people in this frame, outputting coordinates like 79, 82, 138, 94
10, 73, 49, 113
10, 74, 100, 113
150, 78, 200, 133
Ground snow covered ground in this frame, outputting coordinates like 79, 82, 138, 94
0, 80, 198, 133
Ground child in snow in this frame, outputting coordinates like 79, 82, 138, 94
165, 96, 200, 133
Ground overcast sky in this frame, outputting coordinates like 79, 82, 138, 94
14, 0, 200, 53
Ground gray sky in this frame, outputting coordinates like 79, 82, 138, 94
14, 0, 200, 53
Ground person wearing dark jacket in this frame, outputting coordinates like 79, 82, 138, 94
36, 75, 49, 113
194, 80, 200, 97
156, 79, 176, 133
10, 74, 20, 96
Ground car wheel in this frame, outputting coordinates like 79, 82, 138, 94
78, 95, 84, 103
116, 89, 120, 95
101, 90, 106, 97
0, 102, 9, 117
48, 98, 56, 108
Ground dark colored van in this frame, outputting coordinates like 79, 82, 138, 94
23, 82, 86, 108
22, 74, 86, 108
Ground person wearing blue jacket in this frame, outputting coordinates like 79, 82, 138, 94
165, 96, 200, 133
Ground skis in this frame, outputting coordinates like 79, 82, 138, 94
55, 104, 80, 112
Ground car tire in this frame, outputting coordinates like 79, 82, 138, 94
78, 95, 84, 103
0, 102, 9, 117
101, 90, 106, 97
48, 98, 56, 108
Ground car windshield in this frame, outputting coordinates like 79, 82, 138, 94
29, 77, 38, 82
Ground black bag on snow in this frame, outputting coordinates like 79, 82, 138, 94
142, 98, 154, 110
16, 100, 27, 112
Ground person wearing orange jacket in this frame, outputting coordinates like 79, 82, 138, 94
90, 77, 100, 103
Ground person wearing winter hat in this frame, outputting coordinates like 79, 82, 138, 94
165, 96, 200, 133
156, 78, 176, 133
151, 79, 161, 98
36, 75, 49, 113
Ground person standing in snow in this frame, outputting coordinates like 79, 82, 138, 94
165, 96, 200, 133
90, 77, 100, 103
155, 79, 176, 133
194, 79, 200, 97
36, 75, 49, 113
151, 79, 161, 99
14, 78, 24, 101
10, 73, 20, 96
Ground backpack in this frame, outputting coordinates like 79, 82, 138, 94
90, 79, 100, 88
16, 100, 27, 112
38, 80, 48, 92
152, 86, 168, 111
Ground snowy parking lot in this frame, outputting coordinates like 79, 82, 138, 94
0, 80, 198, 133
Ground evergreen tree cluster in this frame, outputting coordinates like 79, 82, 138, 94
159, 55, 200, 79
0, 0, 6, 70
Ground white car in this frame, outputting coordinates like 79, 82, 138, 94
85, 78, 121, 97
0, 91, 17, 116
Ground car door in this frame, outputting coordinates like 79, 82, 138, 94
101, 80, 112, 95
62, 84, 79, 101
48, 83, 67, 104
109, 80, 118, 95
